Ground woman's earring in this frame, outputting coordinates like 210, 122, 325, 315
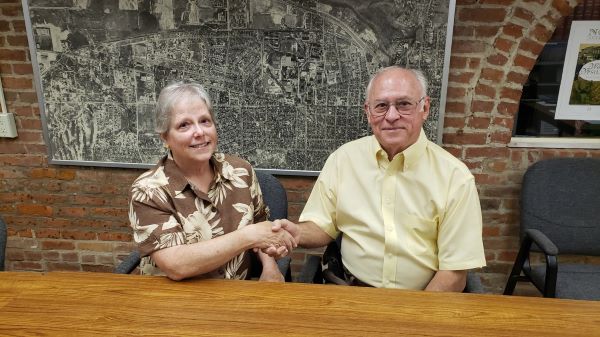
163, 143, 169, 149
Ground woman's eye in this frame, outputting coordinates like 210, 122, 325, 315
177, 122, 189, 129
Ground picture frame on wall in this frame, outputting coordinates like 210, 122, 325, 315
22, 0, 455, 174
556, 20, 600, 121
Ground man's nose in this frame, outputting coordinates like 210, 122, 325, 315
385, 104, 401, 120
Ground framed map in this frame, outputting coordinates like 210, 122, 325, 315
23, 0, 455, 175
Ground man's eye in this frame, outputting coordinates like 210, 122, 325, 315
375, 103, 388, 109
397, 101, 412, 107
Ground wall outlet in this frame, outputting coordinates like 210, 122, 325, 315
0, 113, 18, 138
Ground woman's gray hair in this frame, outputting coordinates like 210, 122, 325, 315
365, 66, 428, 100
155, 80, 214, 134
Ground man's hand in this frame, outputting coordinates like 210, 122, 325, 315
262, 219, 300, 258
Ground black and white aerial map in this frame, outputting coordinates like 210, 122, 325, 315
26, 0, 452, 173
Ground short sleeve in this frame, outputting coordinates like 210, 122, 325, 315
298, 152, 340, 239
437, 174, 486, 270
129, 186, 185, 258
250, 167, 269, 223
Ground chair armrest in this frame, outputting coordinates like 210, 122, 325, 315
524, 229, 558, 256
114, 251, 141, 274
297, 254, 323, 283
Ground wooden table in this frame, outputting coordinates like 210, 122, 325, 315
1, 272, 599, 336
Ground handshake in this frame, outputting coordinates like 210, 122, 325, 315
248, 219, 300, 258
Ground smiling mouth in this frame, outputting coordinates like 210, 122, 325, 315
190, 142, 210, 148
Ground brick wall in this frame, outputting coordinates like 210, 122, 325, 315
1, 0, 597, 292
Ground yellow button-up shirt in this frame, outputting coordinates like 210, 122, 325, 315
299, 130, 486, 289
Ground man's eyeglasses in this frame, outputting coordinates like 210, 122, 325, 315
368, 96, 425, 117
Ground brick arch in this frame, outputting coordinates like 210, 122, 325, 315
444, 0, 581, 289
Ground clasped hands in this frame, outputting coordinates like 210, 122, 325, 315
250, 219, 299, 258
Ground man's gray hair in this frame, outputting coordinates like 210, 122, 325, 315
155, 80, 214, 134
364, 66, 429, 101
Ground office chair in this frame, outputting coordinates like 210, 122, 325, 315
504, 158, 600, 300
298, 234, 484, 293
0, 216, 6, 271
115, 170, 291, 280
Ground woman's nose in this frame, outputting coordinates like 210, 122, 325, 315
192, 123, 205, 136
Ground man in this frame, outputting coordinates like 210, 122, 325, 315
273, 66, 485, 291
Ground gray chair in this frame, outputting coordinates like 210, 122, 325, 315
0, 216, 6, 271
116, 171, 291, 280
504, 158, 600, 300
299, 234, 484, 293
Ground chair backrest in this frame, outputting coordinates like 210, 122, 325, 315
255, 170, 288, 220
520, 158, 600, 255
0, 216, 7, 271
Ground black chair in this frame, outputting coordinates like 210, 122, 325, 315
299, 235, 484, 293
116, 171, 291, 281
504, 158, 600, 300
0, 216, 7, 271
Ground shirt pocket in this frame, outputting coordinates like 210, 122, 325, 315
396, 210, 438, 256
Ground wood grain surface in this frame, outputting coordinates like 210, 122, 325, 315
1, 271, 599, 336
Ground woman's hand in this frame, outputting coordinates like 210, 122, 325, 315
257, 250, 284, 282
244, 221, 296, 255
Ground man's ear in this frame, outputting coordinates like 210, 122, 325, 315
364, 101, 372, 125
422, 96, 431, 121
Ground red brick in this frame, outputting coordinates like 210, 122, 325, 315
506, 71, 529, 85
487, 53, 508, 66
77, 241, 113, 252
1, 76, 31, 89
480, 0, 515, 4
82, 264, 114, 272
6, 34, 27, 47
447, 87, 467, 99
531, 24, 553, 43
486, 159, 509, 172
467, 58, 481, 69
56, 169, 76, 180
492, 117, 514, 129
450, 56, 468, 69
448, 71, 474, 84
471, 100, 495, 113
61, 252, 80, 263
497, 101, 519, 116
97, 232, 133, 242
502, 23, 525, 39
475, 26, 501, 38
552, 0, 573, 16
514, 7, 534, 22
474, 83, 496, 99
443, 131, 487, 145
12, 63, 32, 75
494, 38, 514, 53
280, 177, 315, 190
452, 26, 474, 37
16, 203, 53, 216
12, 261, 43, 271
451, 40, 487, 54
490, 131, 512, 144
481, 68, 504, 82
61, 230, 97, 240
466, 146, 510, 158
519, 38, 544, 56
41, 240, 75, 250
14, 130, 43, 142
459, 8, 508, 22
445, 102, 467, 114
467, 117, 491, 129
500, 87, 523, 102
42, 251, 60, 261
36, 228, 60, 239
443, 117, 466, 129
56, 206, 87, 217
30, 168, 55, 179
47, 262, 80, 272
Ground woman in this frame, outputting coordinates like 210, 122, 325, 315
128, 80, 294, 281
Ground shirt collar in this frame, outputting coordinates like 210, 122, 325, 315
161, 151, 229, 198
372, 129, 428, 171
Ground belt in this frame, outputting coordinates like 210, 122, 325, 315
344, 268, 373, 287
